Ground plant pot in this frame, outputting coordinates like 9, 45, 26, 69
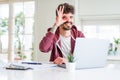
66, 62, 75, 72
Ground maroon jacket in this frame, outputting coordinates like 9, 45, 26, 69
39, 25, 85, 61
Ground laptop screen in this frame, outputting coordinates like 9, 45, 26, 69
73, 38, 109, 69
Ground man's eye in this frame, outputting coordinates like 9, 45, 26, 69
70, 16, 73, 19
62, 16, 66, 19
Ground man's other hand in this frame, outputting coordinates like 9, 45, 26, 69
53, 57, 66, 64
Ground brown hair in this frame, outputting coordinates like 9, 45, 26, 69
56, 3, 75, 16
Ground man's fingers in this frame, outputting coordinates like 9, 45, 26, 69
57, 6, 64, 15
54, 57, 65, 64
61, 6, 64, 13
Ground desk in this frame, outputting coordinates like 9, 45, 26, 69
0, 63, 120, 80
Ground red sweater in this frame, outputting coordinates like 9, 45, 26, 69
39, 25, 85, 61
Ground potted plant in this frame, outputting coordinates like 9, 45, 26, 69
66, 53, 75, 72
113, 38, 120, 55
67, 53, 75, 62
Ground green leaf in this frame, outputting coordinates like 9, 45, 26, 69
67, 53, 74, 63
114, 38, 120, 45
0, 18, 8, 36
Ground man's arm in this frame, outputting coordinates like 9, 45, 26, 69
78, 30, 85, 38
39, 31, 54, 52
40, 5, 66, 52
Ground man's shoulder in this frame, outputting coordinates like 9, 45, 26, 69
47, 27, 52, 32
71, 25, 85, 37
71, 25, 79, 31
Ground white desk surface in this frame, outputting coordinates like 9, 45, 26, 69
0, 62, 120, 80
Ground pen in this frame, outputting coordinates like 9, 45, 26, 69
22, 62, 42, 65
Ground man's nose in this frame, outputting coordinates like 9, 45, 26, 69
66, 18, 71, 22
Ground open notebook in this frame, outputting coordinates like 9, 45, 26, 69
58, 38, 109, 69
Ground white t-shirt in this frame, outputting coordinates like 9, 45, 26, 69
60, 35, 71, 58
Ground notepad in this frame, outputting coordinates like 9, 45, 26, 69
6, 64, 33, 70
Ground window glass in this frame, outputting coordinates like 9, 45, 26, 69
0, 4, 9, 18
13, 1, 34, 60
24, 18, 34, 34
83, 25, 120, 42
24, 2, 35, 17
0, 4, 9, 53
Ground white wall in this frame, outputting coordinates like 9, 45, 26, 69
34, 0, 75, 62
78, 0, 120, 19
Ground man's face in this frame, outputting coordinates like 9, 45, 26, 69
61, 13, 74, 30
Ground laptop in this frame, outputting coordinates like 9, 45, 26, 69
58, 38, 109, 69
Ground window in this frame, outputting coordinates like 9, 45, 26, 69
0, 0, 35, 61
0, 4, 8, 54
82, 19, 120, 57
83, 25, 120, 41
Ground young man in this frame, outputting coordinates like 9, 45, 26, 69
39, 3, 85, 64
